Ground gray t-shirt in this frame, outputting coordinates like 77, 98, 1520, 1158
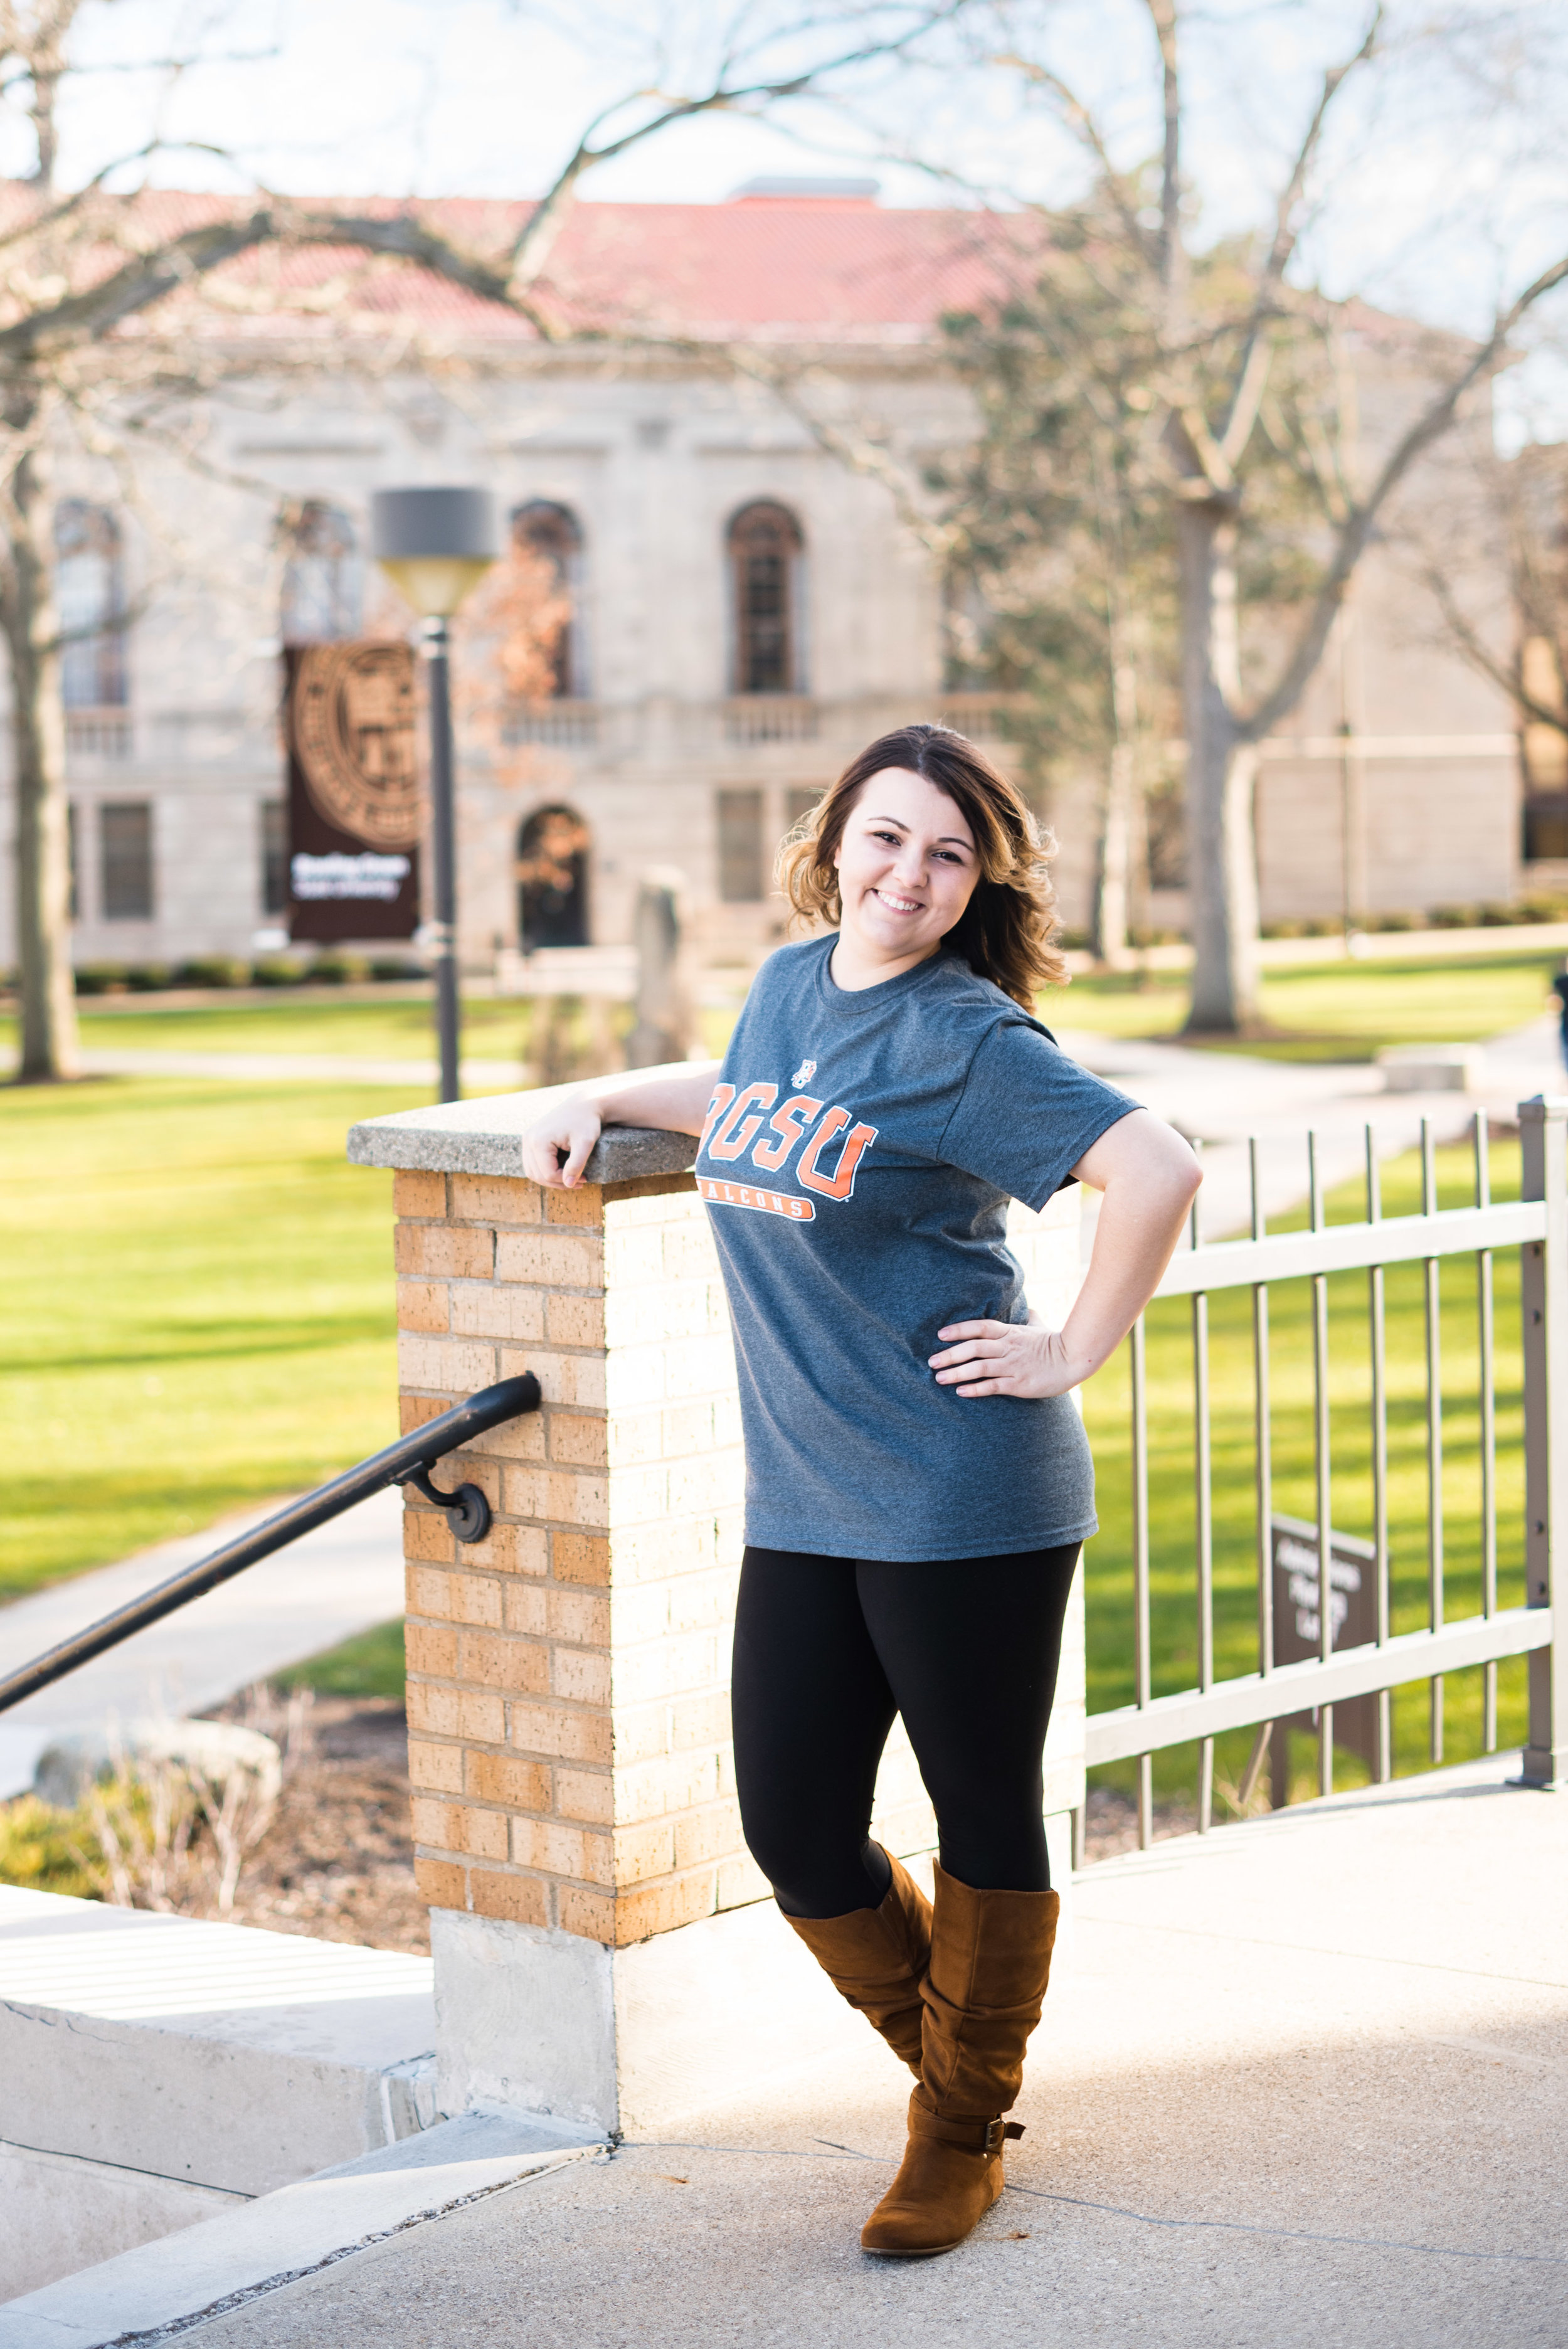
694, 936, 1136, 1561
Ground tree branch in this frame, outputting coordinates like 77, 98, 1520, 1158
1240, 248, 1568, 743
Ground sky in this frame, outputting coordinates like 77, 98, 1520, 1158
19, 0, 1568, 437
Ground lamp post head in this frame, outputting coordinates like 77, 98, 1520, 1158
371, 485, 501, 618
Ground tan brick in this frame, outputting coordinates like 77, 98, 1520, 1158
716, 1852, 773, 1911
605, 1465, 667, 1527
395, 1223, 494, 1280
603, 1408, 664, 1468
400, 1392, 452, 1435
549, 1413, 608, 1468
460, 1519, 547, 1584
668, 1567, 741, 1636
543, 1184, 605, 1228
403, 1507, 454, 1566
405, 1562, 451, 1619
406, 1682, 459, 1736
512, 1815, 613, 1883
613, 1817, 675, 1885
553, 1647, 610, 1707
501, 1581, 549, 1636
661, 1400, 716, 1459
615, 1750, 719, 1824
511, 1700, 612, 1766
508, 1349, 607, 1410
396, 1280, 450, 1334
395, 1169, 447, 1219
495, 1229, 604, 1289
450, 1284, 546, 1343
553, 1532, 609, 1586
602, 1227, 665, 1286
451, 1172, 542, 1226
457, 1689, 506, 1743
674, 1800, 744, 1873
613, 1872, 716, 1946
413, 1855, 467, 1910
410, 1795, 462, 1850
398, 1334, 499, 1394
612, 1631, 719, 1707
503, 1465, 607, 1528
446, 1571, 503, 1629
458, 1630, 549, 1694
455, 1803, 511, 1862
405, 1621, 457, 1678
408, 1738, 464, 1794
558, 1886, 615, 1942
669, 1689, 731, 1751
466, 1751, 552, 1811
545, 1586, 610, 1646
544, 1292, 605, 1349
442, 1454, 501, 1508
470, 1408, 549, 1462
555, 1767, 615, 1825
469, 1869, 549, 1927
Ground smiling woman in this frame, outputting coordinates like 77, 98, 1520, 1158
519, 720, 1201, 2261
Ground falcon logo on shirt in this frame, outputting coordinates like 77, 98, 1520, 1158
792, 1058, 817, 1087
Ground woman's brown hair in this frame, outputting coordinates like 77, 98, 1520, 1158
776, 723, 1066, 1009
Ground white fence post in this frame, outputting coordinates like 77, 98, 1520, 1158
1518, 1096, 1568, 1789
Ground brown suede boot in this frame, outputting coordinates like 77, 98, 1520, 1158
861, 1863, 1059, 2256
781, 1851, 932, 2072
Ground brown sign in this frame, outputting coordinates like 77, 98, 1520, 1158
285, 644, 421, 942
1270, 1512, 1380, 1802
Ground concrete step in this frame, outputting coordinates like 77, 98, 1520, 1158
0, 1886, 437, 2301
0, 2108, 605, 2347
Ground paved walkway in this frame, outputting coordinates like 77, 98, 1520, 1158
0, 1488, 405, 1798
144, 1756, 1567, 2348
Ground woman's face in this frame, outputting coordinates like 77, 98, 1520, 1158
833, 766, 980, 970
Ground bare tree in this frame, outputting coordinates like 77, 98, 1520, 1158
4, 0, 960, 1080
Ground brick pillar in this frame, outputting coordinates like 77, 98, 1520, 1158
350, 1090, 1086, 2135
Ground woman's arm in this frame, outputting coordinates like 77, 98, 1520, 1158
928, 1108, 1201, 1399
520, 1062, 723, 1190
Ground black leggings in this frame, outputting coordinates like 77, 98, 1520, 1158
731, 1543, 1080, 1917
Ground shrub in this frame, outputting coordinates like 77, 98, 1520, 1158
172, 955, 250, 990
369, 955, 425, 983
1055, 928, 1091, 953
124, 963, 172, 991
250, 956, 305, 987
0, 1793, 102, 1899
73, 962, 130, 995
306, 950, 369, 985
1428, 904, 1480, 929
1261, 919, 1308, 940
1518, 895, 1568, 925
1478, 903, 1518, 926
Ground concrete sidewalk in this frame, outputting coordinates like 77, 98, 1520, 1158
146, 1756, 1565, 2348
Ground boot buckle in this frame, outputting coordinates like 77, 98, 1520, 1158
983, 2119, 1025, 2155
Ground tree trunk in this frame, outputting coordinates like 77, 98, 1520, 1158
1091, 620, 1140, 968
1179, 494, 1261, 1032
9, 437, 79, 1081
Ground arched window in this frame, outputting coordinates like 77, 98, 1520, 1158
280, 500, 362, 644
55, 501, 126, 708
728, 502, 804, 695
517, 803, 590, 948
511, 502, 585, 698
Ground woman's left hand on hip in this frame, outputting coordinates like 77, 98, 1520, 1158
928, 1308, 1083, 1399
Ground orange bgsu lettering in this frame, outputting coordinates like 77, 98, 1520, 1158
700, 1083, 736, 1151
699, 1177, 816, 1221
707, 1081, 777, 1160
750, 1093, 824, 1172
797, 1107, 879, 1199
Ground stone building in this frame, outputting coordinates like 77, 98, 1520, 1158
0, 183, 1531, 978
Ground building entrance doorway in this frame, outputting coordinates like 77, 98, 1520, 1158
517, 804, 590, 948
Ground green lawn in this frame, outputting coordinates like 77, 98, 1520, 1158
5, 991, 525, 1063
0, 1076, 420, 1599
1081, 1137, 1528, 1809
1051, 949, 1562, 1059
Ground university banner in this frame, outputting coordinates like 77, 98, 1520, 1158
285, 642, 422, 941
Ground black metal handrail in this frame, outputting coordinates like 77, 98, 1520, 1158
0, 1374, 541, 1717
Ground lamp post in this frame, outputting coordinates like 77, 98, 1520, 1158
371, 486, 500, 1103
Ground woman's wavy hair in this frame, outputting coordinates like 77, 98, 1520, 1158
776, 723, 1066, 1009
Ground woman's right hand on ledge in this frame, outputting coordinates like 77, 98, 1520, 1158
521, 1098, 603, 1189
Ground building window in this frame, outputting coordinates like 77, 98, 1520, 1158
517, 804, 590, 947
100, 801, 153, 920
55, 501, 126, 708
718, 788, 765, 901
511, 503, 585, 699
260, 798, 287, 915
280, 501, 362, 644
784, 787, 822, 835
728, 502, 804, 694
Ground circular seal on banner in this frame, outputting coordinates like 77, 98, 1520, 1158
292, 642, 421, 847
